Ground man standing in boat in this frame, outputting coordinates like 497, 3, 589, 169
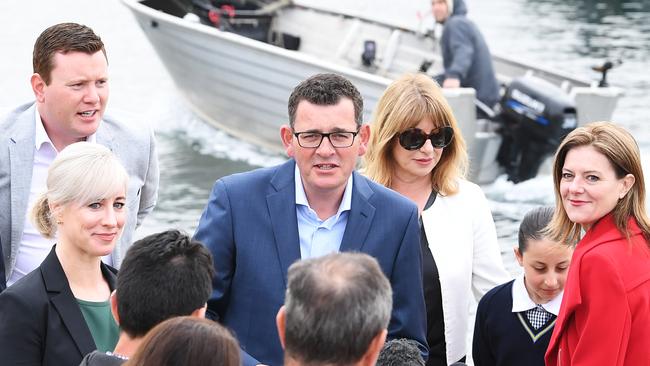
433, 0, 501, 115
194, 73, 428, 366
0, 23, 159, 287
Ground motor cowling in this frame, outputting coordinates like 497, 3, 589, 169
496, 75, 577, 183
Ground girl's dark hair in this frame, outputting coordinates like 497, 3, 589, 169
518, 206, 555, 253
124, 317, 240, 366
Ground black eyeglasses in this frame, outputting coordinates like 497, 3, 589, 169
293, 129, 360, 148
398, 126, 454, 150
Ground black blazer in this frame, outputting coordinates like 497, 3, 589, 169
0, 245, 117, 366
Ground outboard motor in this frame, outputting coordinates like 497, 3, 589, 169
496, 75, 577, 183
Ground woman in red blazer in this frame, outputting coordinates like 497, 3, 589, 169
544, 122, 650, 365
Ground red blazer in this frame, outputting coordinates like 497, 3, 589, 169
545, 214, 650, 366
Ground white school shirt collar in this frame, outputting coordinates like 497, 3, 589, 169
511, 274, 563, 316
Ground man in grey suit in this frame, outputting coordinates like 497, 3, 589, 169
0, 23, 159, 287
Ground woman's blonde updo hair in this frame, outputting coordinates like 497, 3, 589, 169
30, 142, 129, 238
364, 73, 468, 195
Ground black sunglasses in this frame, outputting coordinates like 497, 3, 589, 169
398, 126, 454, 150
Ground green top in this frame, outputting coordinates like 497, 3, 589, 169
77, 298, 119, 352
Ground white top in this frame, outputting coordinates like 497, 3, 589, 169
511, 274, 563, 316
7, 113, 102, 286
421, 179, 511, 364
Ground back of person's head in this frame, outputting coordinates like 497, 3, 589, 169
30, 142, 128, 239
278, 252, 392, 365
518, 206, 556, 253
376, 338, 425, 366
33, 22, 106, 85
364, 73, 468, 195
288, 73, 364, 128
124, 316, 240, 366
115, 230, 214, 338
547, 121, 650, 244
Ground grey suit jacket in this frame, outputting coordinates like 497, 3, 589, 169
0, 103, 159, 279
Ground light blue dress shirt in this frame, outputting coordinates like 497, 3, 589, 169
294, 166, 352, 259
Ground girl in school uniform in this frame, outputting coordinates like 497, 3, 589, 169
472, 206, 573, 366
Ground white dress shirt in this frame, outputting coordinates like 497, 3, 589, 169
294, 165, 352, 259
7, 113, 101, 286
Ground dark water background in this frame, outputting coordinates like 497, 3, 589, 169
1, 0, 649, 275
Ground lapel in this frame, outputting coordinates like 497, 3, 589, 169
95, 119, 115, 152
41, 246, 117, 356
8, 105, 37, 260
267, 160, 301, 286
340, 171, 375, 252
548, 214, 634, 350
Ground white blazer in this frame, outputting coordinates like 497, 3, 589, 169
421, 179, 510, 364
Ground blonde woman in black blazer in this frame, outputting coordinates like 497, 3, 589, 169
0, 142, 129, 365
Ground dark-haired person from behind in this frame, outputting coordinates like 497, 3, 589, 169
80, 229, 214, 365
124, 317, 240, 366
376, 339, 425, 366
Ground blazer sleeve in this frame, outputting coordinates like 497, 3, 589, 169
387, 206, 429, 359
570, 251, 630, 365
469, 186, 510, 300
0, 289, 43, 365
472, 294, 496, 366
136, 126, 160, 227
193, 179, 235, 321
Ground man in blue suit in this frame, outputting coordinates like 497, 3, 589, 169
194, 73, 427, 366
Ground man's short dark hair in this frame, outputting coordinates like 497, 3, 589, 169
284, 252, 392, 365
287, 73, 364, 128
116, 230, 214, 338
376, 339, 425, 366
33, 22, 106, 85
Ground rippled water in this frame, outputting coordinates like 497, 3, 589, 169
1, 0, 649, 276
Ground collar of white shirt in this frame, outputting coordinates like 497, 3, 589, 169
511, 274, 563, 316
34, 110, 97, 151
294, 164, 353, 220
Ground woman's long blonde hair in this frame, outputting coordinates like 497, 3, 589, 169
545, 122, 650, 245
363, 73, 468, 195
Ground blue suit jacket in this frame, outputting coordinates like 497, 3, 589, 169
194, 159, 428, 366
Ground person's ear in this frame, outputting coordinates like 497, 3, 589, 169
514, 246, 524, 267
31, 73, 47, 103
110, 290, 120, 325
276, 306, 287, 350
619, 173, 635, 199
357, 124, 371, 156
360, 329, 387, 366
280, 125, 295, 158
191, 304, 207, 318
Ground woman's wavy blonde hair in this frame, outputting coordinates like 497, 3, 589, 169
363, 73, 468, 195
545, 121, 650, 245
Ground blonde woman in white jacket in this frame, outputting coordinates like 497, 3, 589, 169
364, 73, 510, 366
